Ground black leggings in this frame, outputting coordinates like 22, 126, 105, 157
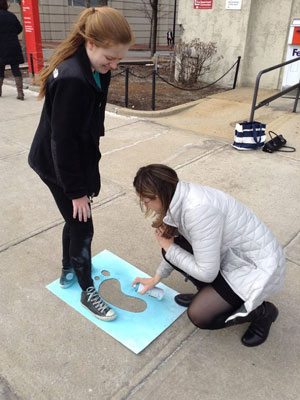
0, 64, 22, 78
43, 179, 94, 291
162, 236, 244, 330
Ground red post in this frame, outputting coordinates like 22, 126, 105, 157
21, 0, 44, 74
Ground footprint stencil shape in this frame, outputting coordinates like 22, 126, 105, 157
97, 270, 147, 313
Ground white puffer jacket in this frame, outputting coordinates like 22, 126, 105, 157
157, 181, 286, 321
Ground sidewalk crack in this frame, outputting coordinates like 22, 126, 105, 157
119, 328, 198, 400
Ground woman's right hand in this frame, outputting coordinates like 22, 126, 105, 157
132, 274, 161, 295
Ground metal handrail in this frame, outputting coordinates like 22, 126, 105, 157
249, 56, 300, 122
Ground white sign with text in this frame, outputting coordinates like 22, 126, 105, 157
226, 0, 242, 9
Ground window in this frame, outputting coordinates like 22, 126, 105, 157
68, 1, 103, 6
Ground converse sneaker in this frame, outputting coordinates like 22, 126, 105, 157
59, 267, 76, 288
81, 286, 116, 321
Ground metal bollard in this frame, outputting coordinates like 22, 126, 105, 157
125, 68, 129, 108
233, 56, 241, 89
30, 53, 35, 77
151, 70, 156, 111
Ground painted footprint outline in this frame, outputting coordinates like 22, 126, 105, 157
95, 270, 147, 313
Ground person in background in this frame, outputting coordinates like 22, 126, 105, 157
132, 164, 285, 347
28, 7, 134, 321
167, 29, 173, 47
0, 0, 25, 100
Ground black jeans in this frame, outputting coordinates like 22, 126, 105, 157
43, 179, 94, 291
162, 235, 243, 309
0, 64, 22, 78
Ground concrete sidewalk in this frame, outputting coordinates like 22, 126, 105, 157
0, 83, 299, 400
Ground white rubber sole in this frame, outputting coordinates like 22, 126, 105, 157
81, 303, 117, 321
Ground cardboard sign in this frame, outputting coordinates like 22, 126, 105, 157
21, 0, 43, 73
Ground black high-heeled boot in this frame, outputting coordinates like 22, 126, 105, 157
175, 293, 196, 307
241, 302, 279, 347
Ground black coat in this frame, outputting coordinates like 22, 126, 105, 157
28, 45, 111, 199
0, 9, 24, 65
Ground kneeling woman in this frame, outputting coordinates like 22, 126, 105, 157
132, 164, 285, 347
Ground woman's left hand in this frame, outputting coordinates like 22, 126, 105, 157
154, 227, 174, 251
72, 195, 91, 222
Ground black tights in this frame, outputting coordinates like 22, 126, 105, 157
43, 179, 94, 291
0, 64, 22, 78
162, 236, 244, 330
187, 287, 238, 329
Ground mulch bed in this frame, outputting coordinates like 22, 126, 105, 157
107, 64, 228, 111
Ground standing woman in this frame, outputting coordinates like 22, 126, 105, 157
28, 7, 134, 321
132, 164, 286, 347
0, 0, 25, 100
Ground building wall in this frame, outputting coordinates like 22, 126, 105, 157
177, 1, 251, 88
177, 0, 300, 89
240, 0, 292, 88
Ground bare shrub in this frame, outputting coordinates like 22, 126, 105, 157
173, 39, 219, 86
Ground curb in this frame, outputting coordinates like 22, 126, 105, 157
106, 97, 206, 118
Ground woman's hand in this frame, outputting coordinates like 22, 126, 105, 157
154, 226, 174, 251
132, 274, 161, 295
72, 196, 91, 222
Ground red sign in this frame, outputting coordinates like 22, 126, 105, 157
194, 0, 213, 9
21, 0, 43, 73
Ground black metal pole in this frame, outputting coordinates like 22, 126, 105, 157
249, 71, 263, 122
232, 56, 241, 89
30, 53, 35, 77
152, 70, 156, 111
172, 0, 177, 45
125, 68, 129, 108
293, 79, 300, 112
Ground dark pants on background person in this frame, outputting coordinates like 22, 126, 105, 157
43, 179, 94, 291
0, 63, 22, 77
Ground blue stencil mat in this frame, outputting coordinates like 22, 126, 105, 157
46, 249, 186, 354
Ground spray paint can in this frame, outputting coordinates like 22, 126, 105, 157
134, 283, 164, 300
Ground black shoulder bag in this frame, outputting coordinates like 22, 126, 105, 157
262, 131, 296, 153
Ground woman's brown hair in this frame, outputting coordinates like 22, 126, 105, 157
133, 164, 179, 238
38, 7, 134, 99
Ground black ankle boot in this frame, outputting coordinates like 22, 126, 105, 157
174, 293, 196, 307
241, 302, 279, 347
